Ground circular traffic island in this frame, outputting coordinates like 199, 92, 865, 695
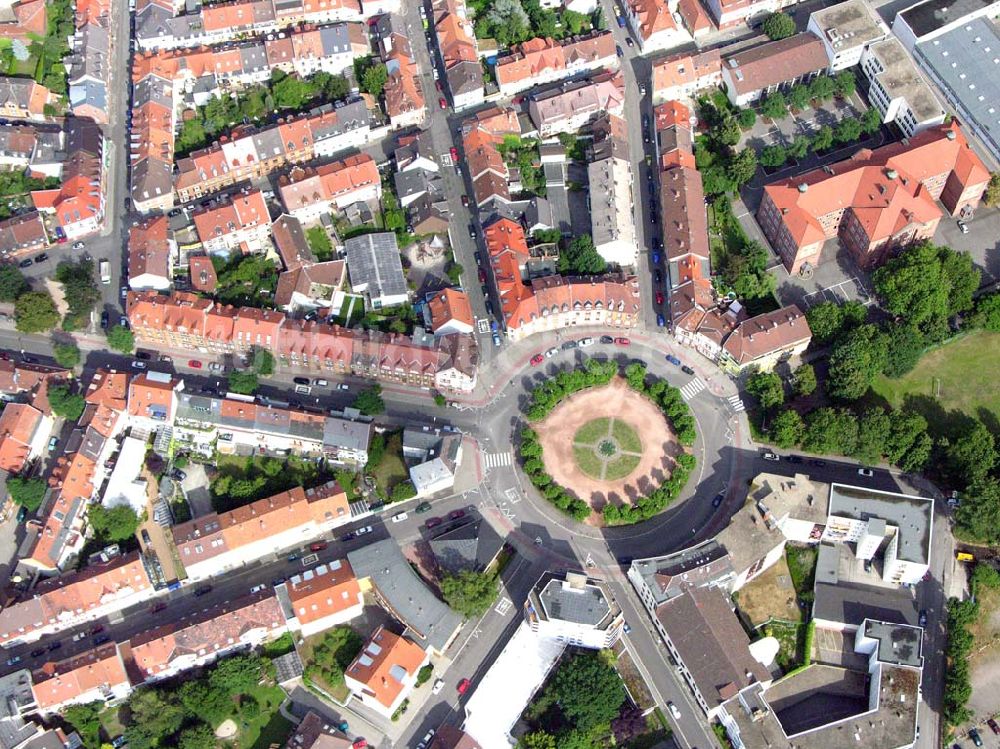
518, 365, 697, 526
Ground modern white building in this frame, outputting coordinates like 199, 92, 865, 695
524, 571, 624, 649
891, 0, 1000, 51
807, 0, 889, 70
860, 37, 945, 137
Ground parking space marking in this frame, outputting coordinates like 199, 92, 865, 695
495, 597, 513, 615
802, 277, 874, 309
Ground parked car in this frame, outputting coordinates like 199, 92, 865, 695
561, 340, 577, 350
392, 512, 409, 523
131, 360, 146, 369
194, 585, 212, 597
530, 353, 544, 366
655, 291, 664, 305
457, 678, 471, 694
250, 584, 267, 594
762, 451, 780, 461
169, 469, 186, 482
17, 258, 32, 268
35, 253, 47, 263
681, 365, 695, 376
545, 347, 558, 357
309, 541, 328, 552
614, 337, 630, 346
355, 525, 373, 536
600, 335, 615, 344
857, 467, 874, 477
30, 648, 45, 658
150, 602, 167, 614
919, 610, 928, 627
492, 332, 502, 347
425, 517, 442, 529
970, 728, 983, 747
449, 509, 466, 521
450, 147, 459, 161
293, 377, 310, 385
461, 195, 469, 207
93, 634, 110, 645
188, 359, 202, 368
432, 678, 445, 694
315, 379, 328, 387
578, 337, 594, 347
987, 718, 1000, 735
416, 502, 432, 513
271, 577, 287, 587
91, 625, 105, 635
15, 506, 27, 523
665, 354, 681, 366
438, 97, 447, 109
72, 241, 86, 250
46, 641, 62, 651
958, 220, 970, 234
654, 270, 662, 284
668, 702, 681, 720
713, 493, 724, 508
625, 36, 633, 46
100, 310, 109, 329
5, 655, 20, 666
48, 436, 58, 452
657, 314, 665, 327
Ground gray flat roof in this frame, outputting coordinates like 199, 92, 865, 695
828, 483, 933, 564
538, 576, 611, 626
810, 0, 887, 47
899, 0, 997, 37
866, 38, 944, 122
863, 619, 924, 668
347, 539, 462, 652
915, 17, 1000, 158
631, 540, 734, 606
814, 580, 919, 627
343, 232, 408, 302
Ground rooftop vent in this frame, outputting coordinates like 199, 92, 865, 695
946, 129, 957, 140
797, 183, 808, 193
886, 168, 897, 179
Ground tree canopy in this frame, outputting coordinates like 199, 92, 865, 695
53, 342, 81, 368
14, 291, 58, 333
106, 325, 135, 353
543, 651, 625, 732
761, 11, 796, 39
0, 265, 29, 302
55, 259, 100, 330
7, 476, 46, 512
441, 569, 499, 618
88, 504, 141, 543
746, 370, 784, 410
826, 323, 888, 400
226, 371, 258, 395
48, 384, 86, 421
558, 234, 606, 275
352, 384, 385, 415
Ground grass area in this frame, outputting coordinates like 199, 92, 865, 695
262, 632, 296, 659
99, 706, 125, 742
614, 649, 656, 711
605, 453, 641, 480
211, 454, 331, 513
369, 431, 408, 497
240, 684, 294, 749
785, 545, 818, 603
707, 199, 748, 270
301, 627, 364, 703
574, 417, 611, 444
871, 331, 1000, 432
968, 579, 1000, 655
761, 620, 807, 672
611, 419, 642, 453
733, 556, 802, 626
305, 226, 334, 261
573, 444, 604, 478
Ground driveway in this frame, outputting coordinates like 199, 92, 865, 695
181, 463, 213, 518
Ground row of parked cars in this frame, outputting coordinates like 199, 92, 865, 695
529, 336, 631, 365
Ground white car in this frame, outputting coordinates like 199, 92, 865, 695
131, 360, 147, 370
762, 452, 780, 462
545, 347, 558, 358
250, 584, 267, 594
315, 379, 329, 387
338, 383, 350, 391
578, 337, 594, 347
857, 467, 874, 477
431, 678, 445, 694
668, 702, 681, 720
355, 525, 373, 535
391, 512, 408, 523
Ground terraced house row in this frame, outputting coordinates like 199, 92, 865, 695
126, 291, 480, 392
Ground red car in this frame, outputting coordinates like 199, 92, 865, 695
655, 291, 664, 305
530, 353, 544, 366
425, 517, 442, 529
449, 509, 466, 521
435, 80, 443, 92
457, 678, 471, 695
188, 359, 203, 369
614, 337, 631, 346
438, 97, 447, 110
309, 542, 328, 552
478, 268, 487, 283
989, 719, 1000, 735
450, 146, 459, 161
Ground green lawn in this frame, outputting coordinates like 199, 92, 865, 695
871, 331, 1000, 430
574, 417, 611, 445
761, 620, 807, 673
605, 453, 641, 480
241, 684, 294, 749
785, 545, 817, 602
611, 419, 643, 453
370, 431, 408, 498
573, 444, 605, 479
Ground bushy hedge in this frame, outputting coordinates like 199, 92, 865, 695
518, 363, 698, 524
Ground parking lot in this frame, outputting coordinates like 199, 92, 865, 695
738, 93, 867, 153
934, 207, 1000, 288
768, 239, 876, 310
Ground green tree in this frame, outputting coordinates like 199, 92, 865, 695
827, 324, 888, 400
125, 688, 185, 747
855, 408, 891, 465
7, 476, 46, 512
770, 409, 805, 448
271, 71, 317, 109
441, 569, 499, 618
177, 680, 232, 725
14, 290, 58, 333
882, 323, 925, 378
746, 370, 784, 410
761, 11, 796, 39
803, 407, 859, 455
860, 107, 882, 135
55, 259, 100, 329
226, 371, 258, 395
834, 117, 861, 143
558, 234, 606, 275
106, 325, 135, 353
720, 240, 774, 302
562, 8, 589, 33
545, 651, 625, 732
760, 144, 788, 168
209, 653, 267, 696
946, 419, 997, 487
810, 125, 834, 152
53, 342, 81, 368
63, 702, 103, 749
971, 292, 1000, 331
519, 733, 558, 749
809, 75, 836, 101
48, 384, 85, 421
805, 301, 843, 343
873, 242, 980, 327
312, 71, 350, 101
352, 384, 385, 415
760, 92, 787, 120
792, 363, 817, 396
985, 172, 1000, 207
727, 147, 758, 186
88, 504, 141, 543
788, 134, 810, 160
0, 264, 29, 301
736, 108, 756, 130
955, 478, 1000, 544
391, 480, 417, 502
716, 114, 742, 146
788, 83, 812, 110
252, 348, 275, 376
177, 724, 216, 749
833, 70, 857, 97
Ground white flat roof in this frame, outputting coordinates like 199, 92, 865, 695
463, 621, 564, 749
101, 436, 149, 515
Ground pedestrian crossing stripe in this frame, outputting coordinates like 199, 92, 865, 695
483, 451, 513, 469
680, 378, 706, 401
727, 394, 745, 412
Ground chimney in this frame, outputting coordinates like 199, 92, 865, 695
886, 168, 897, 180
797, 183, 808, 193
946, 129, 957, 140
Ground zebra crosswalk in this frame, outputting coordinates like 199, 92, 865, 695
483, 451, 513, 469
679, 378, 706, 401
727, 394, 746, 412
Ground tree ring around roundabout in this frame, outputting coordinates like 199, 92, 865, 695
518, 366, 698, 527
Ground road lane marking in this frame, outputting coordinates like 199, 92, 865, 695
483, 451, 512, 468
494, 597, 513, 615
679, 378, 705, 401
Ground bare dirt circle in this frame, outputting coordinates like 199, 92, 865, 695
215, 719, 238, 739
534, 378, 680, 522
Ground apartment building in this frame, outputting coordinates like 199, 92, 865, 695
128, 216, 173, 291
277, 153, 381, 222
31, 644, 131, 716
624, 0, 690, 53
651, 48, 722, 104
757, 121, 989, 272
860, 37, 945, 137
275, 559, 363, 637
524, 571, 624, 649
720, 33, 830, 106
528, 72, 626, 137
0, 125, 64, 174
264, 22, 369, 77
128, 594, 285, 682
806, 0, 888, 70
0, 403, 53, 474
0, 554, 156, 647
0, 78, 57, 120
374, 15, 427, 130
428, 288, 475, 335
344, 626, 429, 717
588, 114, 637, 267
67, 22, 110, 123
274, 260, 348, 312
719, 305, 812, 372
126, 291, 479, 392
172, 482, 351, 581
432, 0, 484, 110
0, 212, 49, 259
494, 31, 617, 96
192, 189, 272, 254
705, 0, 786, 29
